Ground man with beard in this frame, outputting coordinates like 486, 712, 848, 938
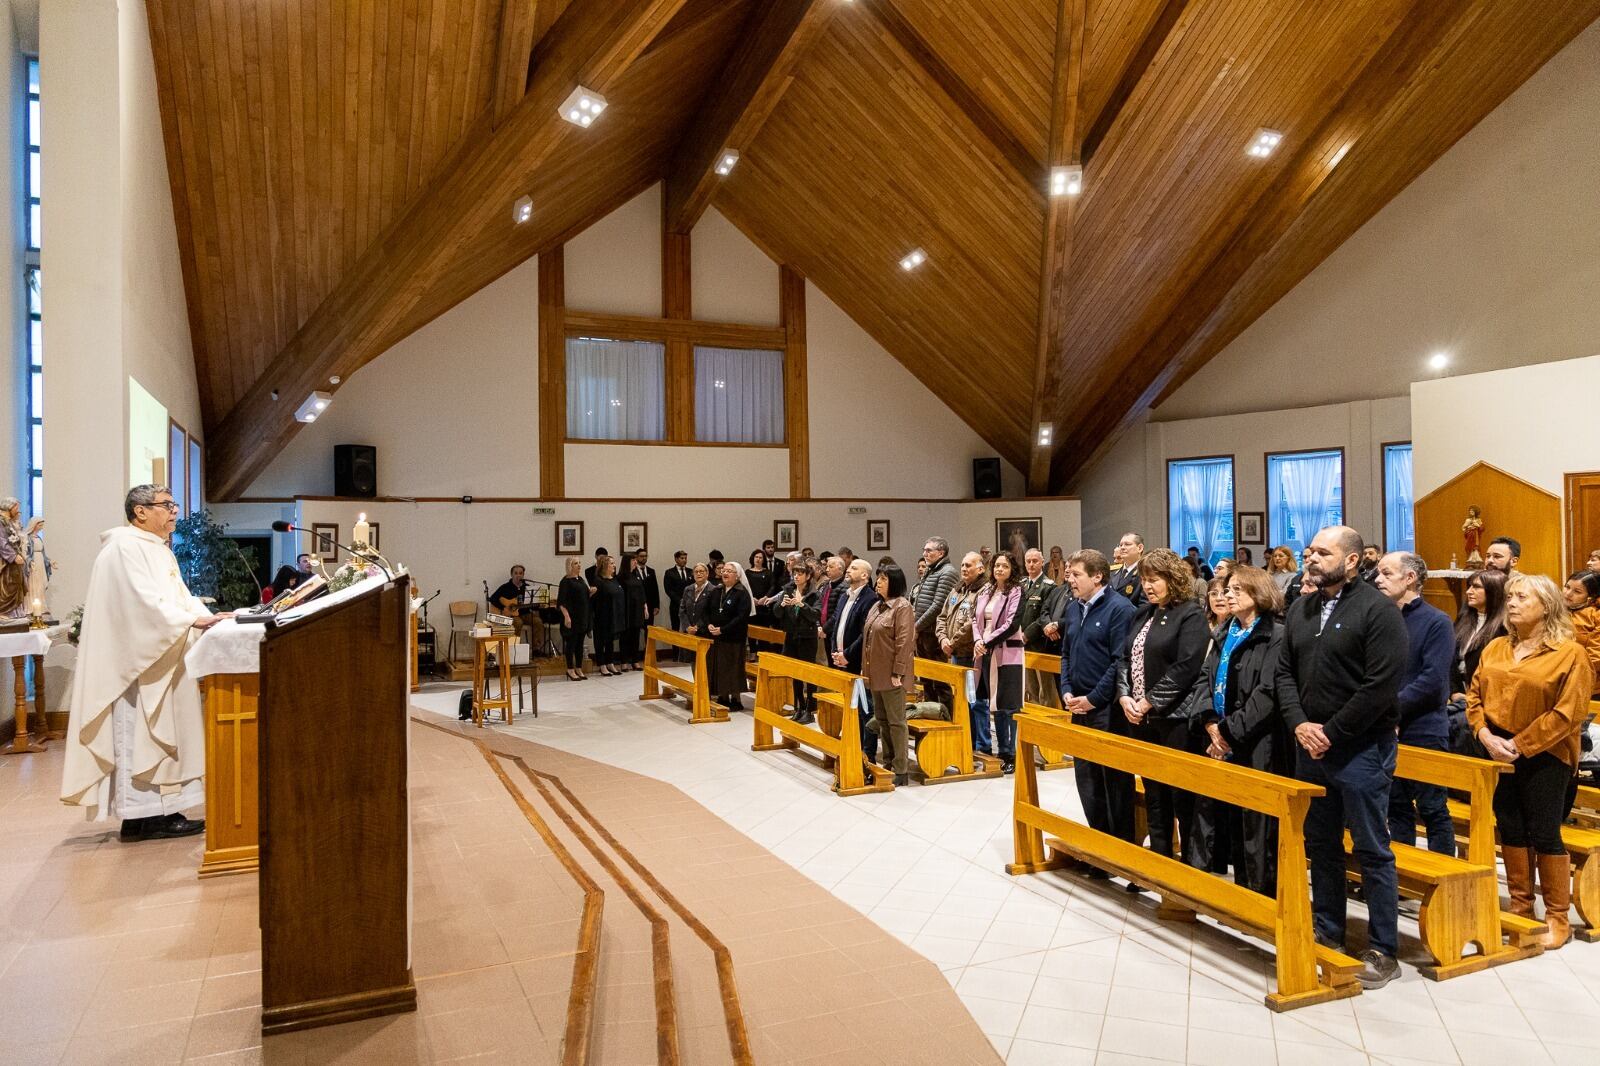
1358, 543, 1381, 585
1484, 536, 1521, 574
1275, 525, 1408, 990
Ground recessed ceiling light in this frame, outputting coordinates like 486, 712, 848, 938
1429, 351, 1450, 370
295, 391, 331, 423
715, 149, 739, 176
1247, 128, 1284, 158
559, 86, 607, 128
512, 194, 533, 224
1037, 422, 1054, 446
1048, 165, 1083, 198
899, 247, 927, 272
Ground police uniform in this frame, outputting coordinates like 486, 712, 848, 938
1109, 563, 1148, 607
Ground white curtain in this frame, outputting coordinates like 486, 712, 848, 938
1176, 460, 1232, 561
1385, 445, 1414, 551
1277, 452, 1341, 550
694, 347, 784, 444
566, 338, 666, 440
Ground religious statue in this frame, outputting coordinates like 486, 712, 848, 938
0, 496, 44, 618
1462, 505, 1485, 569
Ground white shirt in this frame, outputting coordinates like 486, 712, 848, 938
833, 585, 865, 653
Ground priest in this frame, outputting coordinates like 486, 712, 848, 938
61, 484, 229, 841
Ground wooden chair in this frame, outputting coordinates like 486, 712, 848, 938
638, 625, 723, 724
906, 657, 1002, 782
752, 653, 893, 796
1363, 744, 1544, 980
446, 601, 479, 663
1008, 707, 1362, 1011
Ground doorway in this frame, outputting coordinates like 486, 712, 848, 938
1565, 471, 1600, 575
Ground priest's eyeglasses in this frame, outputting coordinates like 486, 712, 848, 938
143, 500, 179, 512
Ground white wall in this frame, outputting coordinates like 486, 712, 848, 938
1078, 398, 1409, 557
1155, 21, 1600, 422
1412, 352, 1600, 499
564, 443, 790, 498
565, 184, 662, 316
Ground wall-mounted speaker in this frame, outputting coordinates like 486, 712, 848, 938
334, 444, 377, 499
973, 457, 1002, 500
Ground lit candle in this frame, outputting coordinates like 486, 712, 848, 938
353, 513, 370, 549
31, 598, 41, 617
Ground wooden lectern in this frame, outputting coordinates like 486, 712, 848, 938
259, 574, 416, 1034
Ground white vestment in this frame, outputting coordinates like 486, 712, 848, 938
61, 526, 211, 821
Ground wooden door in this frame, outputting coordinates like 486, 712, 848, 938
1566, 472, 1600, 575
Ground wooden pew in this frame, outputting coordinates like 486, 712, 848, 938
744, 624, 787, 685
1007, 708, 1361, 1011
752, 653, 894, 796
1374, 744, 1544, 980
1022, 651, 1071, 770
905, 657, 1002, 783
638, 625, 723, 725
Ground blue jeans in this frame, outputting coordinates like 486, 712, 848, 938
971, 699, 993, 757
1297, 732, 1399, 958
1388, 735, 1456, 856
993, 708, 1015, 763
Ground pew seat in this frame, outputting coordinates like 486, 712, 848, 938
1446, 798, 1600, 945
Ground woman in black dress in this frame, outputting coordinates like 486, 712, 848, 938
557, 557, 592, 681
620, 556, 649, 670
746, 549, 775, 625
590, 556, 626, 677
706, 561, 752, 712
773, 560, 821, 722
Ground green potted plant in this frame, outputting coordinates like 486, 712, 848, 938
172, 510, 261, 611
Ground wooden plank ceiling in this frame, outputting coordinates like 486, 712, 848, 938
146, 0, 1600, 499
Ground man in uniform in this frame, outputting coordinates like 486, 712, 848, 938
1109, 533, 1148, 606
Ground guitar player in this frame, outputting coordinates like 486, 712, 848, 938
488, 565, 544, 648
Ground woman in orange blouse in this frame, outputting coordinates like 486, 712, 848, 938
1562, 570, 1600, 694
1467, 573, 1594, 949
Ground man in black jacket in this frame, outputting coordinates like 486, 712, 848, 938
1276, 526, 1408, 990
1059, 549, 1137, 850
663, 551, 693, 661
1108, 533, 1148, 607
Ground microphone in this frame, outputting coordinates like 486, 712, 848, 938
225, 536, 265, 604
271, 520, 394, 581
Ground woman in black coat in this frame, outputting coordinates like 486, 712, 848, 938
705, 562, 752, 712
620, 556, 650, 670
557, 557, 592, 681
590, 556, 626, 677
746, 549, 776, 625
1117, 548, 1210, 869
772, 561, 822, 722
1190, 565, 1288, 895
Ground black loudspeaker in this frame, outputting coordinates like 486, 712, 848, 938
973, 457, 1002, 499
334, 444, 377, 499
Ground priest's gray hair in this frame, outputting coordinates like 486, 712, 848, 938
125, 483, 172, 521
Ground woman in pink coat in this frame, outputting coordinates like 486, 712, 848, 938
972, 552, 1025, 773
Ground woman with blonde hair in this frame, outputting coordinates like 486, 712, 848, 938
1467, 573, 1593, 948
1266, 546, 1298, 594
1046, 545, 1067, 585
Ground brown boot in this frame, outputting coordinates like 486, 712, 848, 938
1535, 852, 1572, 950
1502, 846, 1537, 917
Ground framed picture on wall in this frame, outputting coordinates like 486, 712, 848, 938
368, 523, 381, 552
620, 522, 648, 555
995, 518, 1041, 561
555, 521, 584, 556
310, 523, 339, 563
1237, 511, 1264, 545
773, 520, 799, 552
867, 519, 891, 552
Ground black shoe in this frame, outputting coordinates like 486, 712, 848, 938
1356, 950, 1399, 990
1001, 761, 1015, 775
1314, 933, 1344, 953
1082, 865, 1112, 880
1124, 881, 1145, 894
120, 814, 204, 842
893, 774, 909, 787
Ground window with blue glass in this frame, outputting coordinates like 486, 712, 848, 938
1267, 449, 1343, 553
1167, 457, 1235, 567
25, 58, 41, 516
1384, 443, 1414, 552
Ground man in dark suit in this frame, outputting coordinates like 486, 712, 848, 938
585, 547, 609, 588
1059, 549, 1137, 858
1277, 525, 1408, 991
1109, 533, 1148, 606
633, 548, 660, 623
816, 555, 847, 643
663, 551, 692, 655
826, 559, 879, 675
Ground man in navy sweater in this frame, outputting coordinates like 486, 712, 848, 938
1276, 527, 1408, 990
1060, 549, 1137, 849
1376, 550, 1456, 856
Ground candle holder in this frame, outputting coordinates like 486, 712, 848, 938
29, 603, 47, 630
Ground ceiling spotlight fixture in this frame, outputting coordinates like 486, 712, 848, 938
512, 194, 533, 224
1037, 422, 1054, 447
328, 375, 341, 385
295, 391, 331, 424
559, 86, 608, 128
899, 247, 927, 272
1246, 128, 1284, 158
714, 149, 740, 176
1049, 165, 1083, 198
1429, 351, 1450, 371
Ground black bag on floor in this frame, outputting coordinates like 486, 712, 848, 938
458, 690, 474, 721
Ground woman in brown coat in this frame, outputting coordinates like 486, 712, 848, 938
1467, 572, 1594, 949
862, 564, 915, 786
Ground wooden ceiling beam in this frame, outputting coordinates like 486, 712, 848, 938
1051, 0, 1490, 490
1078, 0, 1193, 167
663, 0, 835, 234
489, 0, 541, 124
206, 0, 689, 501
856, 0, 1042, 192
1026, 0, 1086, 495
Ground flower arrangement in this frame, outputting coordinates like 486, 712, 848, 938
68, 604, 84, 645
325, 559, 385, 595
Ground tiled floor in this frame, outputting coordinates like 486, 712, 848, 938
417, 663, 1600, 1066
